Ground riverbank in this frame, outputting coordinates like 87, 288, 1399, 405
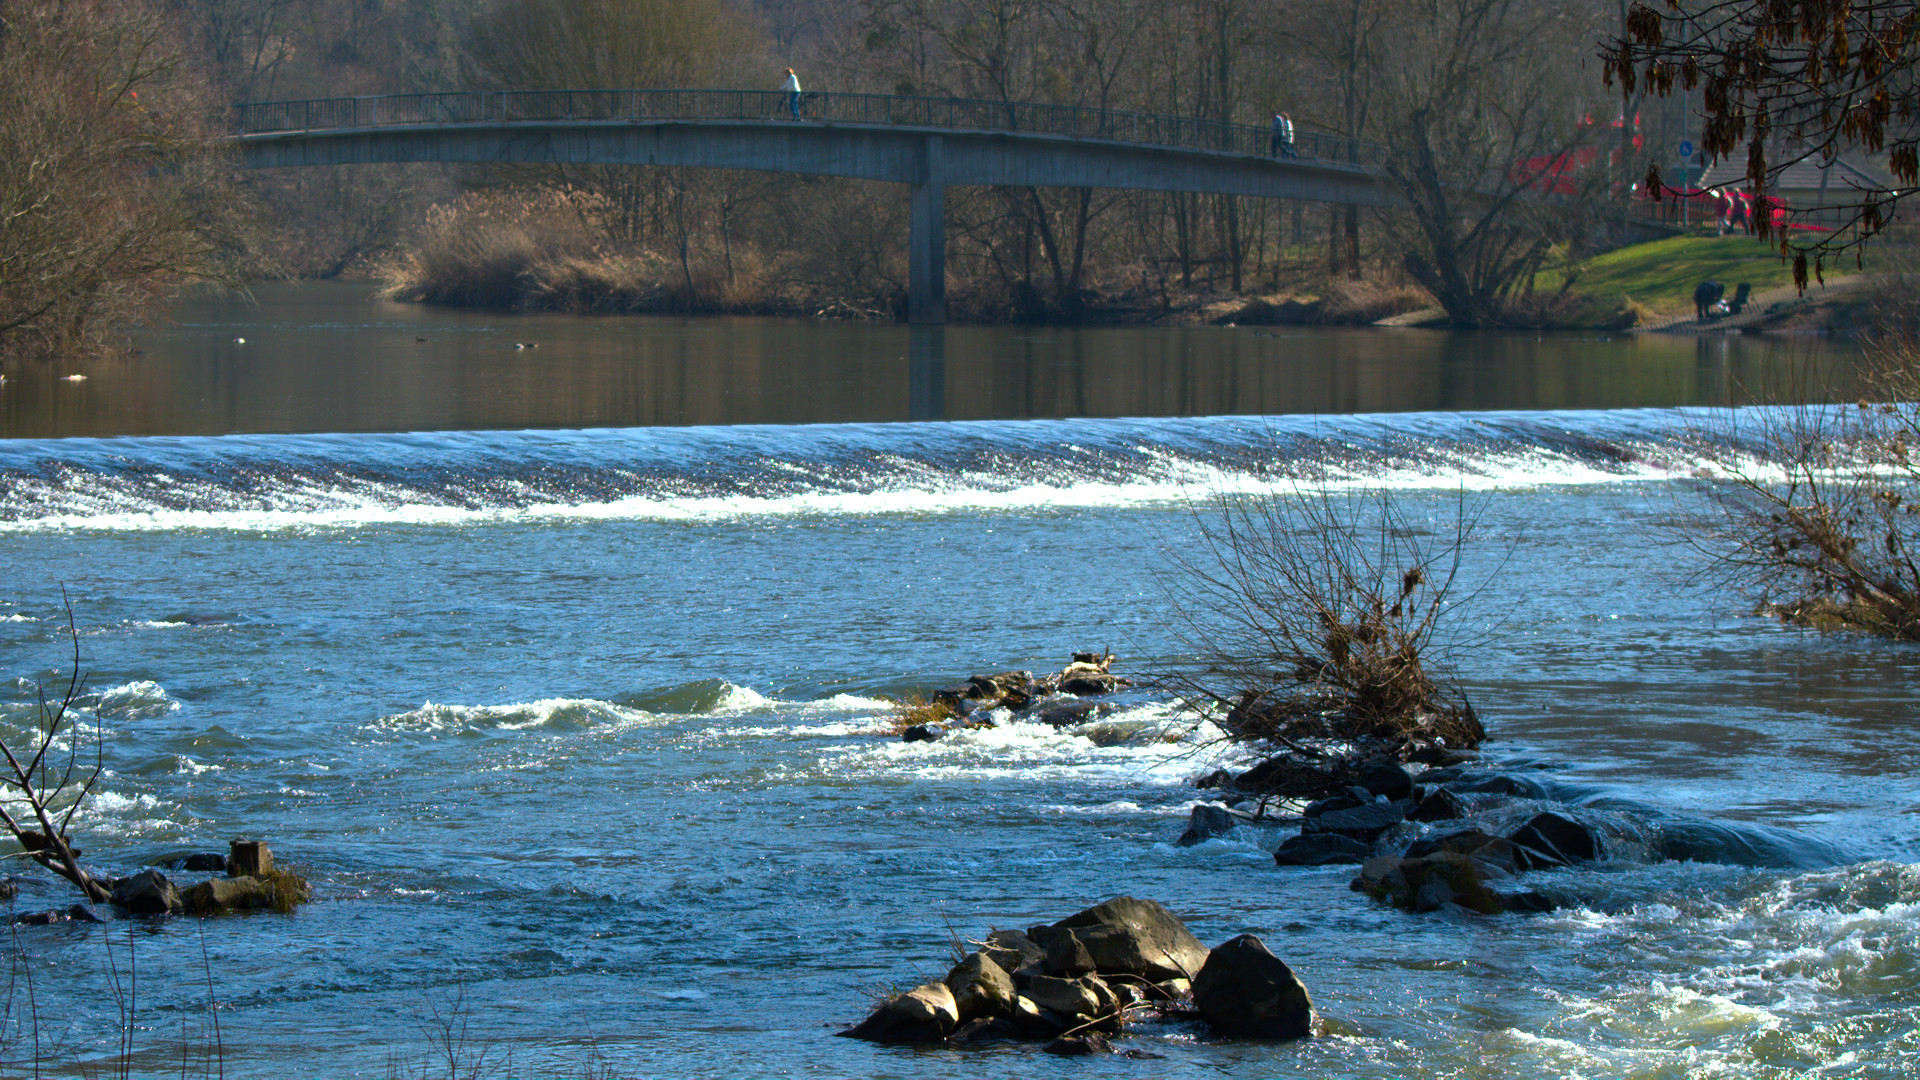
372, 222, 1905, 334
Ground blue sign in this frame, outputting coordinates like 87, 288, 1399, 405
1679, 140, 1694, 158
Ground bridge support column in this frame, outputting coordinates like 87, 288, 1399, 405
908, 136, 946, 325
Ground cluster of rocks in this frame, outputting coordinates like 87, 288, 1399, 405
1188, 757, 1614, 917
841, 896, 1316, 1054
9, 839, 309, 924
900, 652, 1130, 742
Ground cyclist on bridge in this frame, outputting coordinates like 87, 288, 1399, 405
783, 68, 803, 120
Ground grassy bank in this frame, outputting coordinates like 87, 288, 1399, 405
1557, 234, 1896, 325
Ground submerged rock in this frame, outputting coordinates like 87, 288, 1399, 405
1192, 934, 1316, 1040
1043, 1032, 1114, 1055
1301, 801, 1406, 839
1273, 832, 1370, 866
13, 904, 103, 926
155, 852, 228, 873
1033, 700, 1105, 728
1351, 852, 1504, 915
1508, 811, 1601, 868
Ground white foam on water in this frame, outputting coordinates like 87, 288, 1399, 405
377, 697, 660, 735
173, 756, 222, 774
93, 679, 181, 720
818, 707, 1243, 789
0, 440, 1711, 535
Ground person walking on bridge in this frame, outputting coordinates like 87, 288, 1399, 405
1271, 112, 1296, 158
783, 68, 803, 120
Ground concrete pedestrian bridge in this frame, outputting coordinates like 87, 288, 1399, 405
234, 89, 1399, 323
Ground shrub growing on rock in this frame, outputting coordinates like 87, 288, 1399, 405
1166, 487, 1490, 761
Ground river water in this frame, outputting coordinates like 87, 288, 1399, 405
2, 283, 1916, 1078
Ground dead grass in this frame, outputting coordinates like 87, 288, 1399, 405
1317, 278, 1433, 324
885, 694, 957, 734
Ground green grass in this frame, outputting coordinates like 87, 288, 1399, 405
1555, 234, 1891, 320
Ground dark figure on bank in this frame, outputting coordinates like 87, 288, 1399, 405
1694, 280, 1725, 320
1729, 282, 1751, 315
1271, 112, 1296, 158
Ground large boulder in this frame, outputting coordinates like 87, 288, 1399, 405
839, 981, 960, 1043
110, 869, 178, 915
1176, 804, 1235, 847
945, 952, 1017, 1022
1273, 832, 1370, 866
181, 876, 275, 916
1051, 896, 1211, 982
1192, 934, 1316, 1040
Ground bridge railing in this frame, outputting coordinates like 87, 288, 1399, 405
231, 89, 1386, 168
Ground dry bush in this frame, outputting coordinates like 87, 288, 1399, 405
885, 694, 957, 734
1317, 277, 1433, 324
1685, 350, 1920, 639
1165, 487, 1490, 758
376, 187, 613, 308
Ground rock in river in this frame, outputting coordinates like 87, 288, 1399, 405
1192, 934, 1317, 1040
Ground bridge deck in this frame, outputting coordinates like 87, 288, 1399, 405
234, 88, 1385, 168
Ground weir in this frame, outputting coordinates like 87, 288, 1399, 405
230, 89, 1403, 324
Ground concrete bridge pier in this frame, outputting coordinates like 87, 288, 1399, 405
908, 136, 946, 325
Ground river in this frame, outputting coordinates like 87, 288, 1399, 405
1, 282, 1914, 1078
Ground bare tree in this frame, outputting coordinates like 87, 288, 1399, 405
1, 599, 109, 904
0, 0, 248, 365
1368, 0, 1613, 326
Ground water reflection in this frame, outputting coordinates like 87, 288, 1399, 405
0, 281, 1868, 438
908, 324, 944, 421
